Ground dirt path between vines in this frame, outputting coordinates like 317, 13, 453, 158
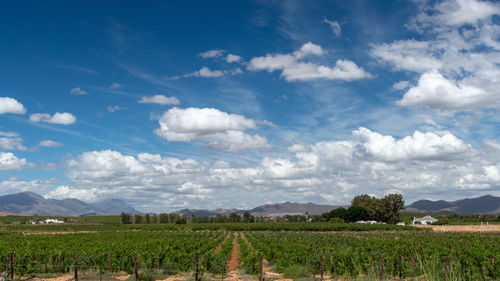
240, 234, 282, 279
214, 232, 230, 254
226, 233, 241, 281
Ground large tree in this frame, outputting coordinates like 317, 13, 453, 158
351, 194, 404, 223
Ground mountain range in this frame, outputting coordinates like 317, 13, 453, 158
405, 195, 500, 214
0, 191, 140, 216
0, 192, 498, 217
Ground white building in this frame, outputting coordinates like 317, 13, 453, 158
44, 219, 64, 224
412, 215, 437, 225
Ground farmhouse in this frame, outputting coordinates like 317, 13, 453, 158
412, 215, 437, 225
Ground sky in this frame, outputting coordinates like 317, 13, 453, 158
1, 0, 500, 212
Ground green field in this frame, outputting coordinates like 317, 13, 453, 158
0, 221, 498, 281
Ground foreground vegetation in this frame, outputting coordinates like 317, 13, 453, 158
0, 222, 497, 280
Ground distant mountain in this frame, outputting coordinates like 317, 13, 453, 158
92, 199, 142, 215
176, 202, 340, 217
0, 192, 141, 216
406, 195, 500, 214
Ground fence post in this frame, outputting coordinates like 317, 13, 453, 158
194, 255, 199, 281
320, 252, 324, 281
398, 255, 402, 280
10, 253, 14, 280
134, 253, 139, 281
379, 254, 384, 281
157, 252, 160, 270
259, 252, 263, 281
58, 251, 62, 273
49, 255, 52, 271
73, 252, 78, 281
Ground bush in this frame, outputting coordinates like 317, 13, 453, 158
282, 265, 311, 278
329, 217, 345, 223
433, 218, 449, 225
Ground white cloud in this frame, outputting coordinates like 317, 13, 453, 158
0, 131, 26, 151
107, 105, 127, 112
0, 97, 26, 115
138, 95, 180, 105
109, 83, 121, 89
411, 0, 500, 29
0, 152, 32, 171
155, 107, 272, 152
39, 140, 64, 147
0, 177, 57, 194
371, 40, 442, 73
192, 66, 224, 77
352, 127, 470, 161
323, 18, 341, 37
248, 42, 371, 81
168, 66, 243, 80
393, 81, 411, 90
293, 42, 325, 58
397, 70, 492, 109
226, 54, 242, 63
70, 87, 88, 95
199, 49, 224, 58
30, 112, 76, 125
372, 0, 500, 110
49, 125, 496, 211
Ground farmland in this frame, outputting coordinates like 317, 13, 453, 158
0, 222, 498, 280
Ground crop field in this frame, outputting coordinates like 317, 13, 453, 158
0, 223, 498, 281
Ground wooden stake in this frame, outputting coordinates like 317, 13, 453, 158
320, 252, 324, 281
73, 252, 78, 281
134, 253, 139, 281
379, 254, 384, 281
58, 251, 62, 273
10, 252, 14, 280
157, 252, 161, 270
398, 255, 402, 280
49, 255, 52, 271
195, 255, 199, 281
259, 252, 263, 281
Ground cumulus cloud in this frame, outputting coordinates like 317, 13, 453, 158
189, 66, 225, 78
70, 87, 88, 95
0, 131, 26, 150
0, 97, 26, 115
226, 54, 242, 63
39, 140, 64, 147
372, 0, 500, 110
323, 18, 341, 37
409, 0, 500, 29
248, 42, 371, 81
138, 95, 180, 105
30, 112, 76, 125
43, 125, 499, 211
397, 70, 490, 109
199, 49, 224, 58
155, 107, 272, 152
352, 127, 470, 161
0, 177, 57, 194
0, 152, 32, 171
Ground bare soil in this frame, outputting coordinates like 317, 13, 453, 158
411, 224, 500, 232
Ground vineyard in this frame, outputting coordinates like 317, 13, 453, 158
0, 224, 498, 280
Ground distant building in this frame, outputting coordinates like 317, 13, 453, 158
412, 215, 437, 225
44, 219, 64, 224
397, 222, 405, 226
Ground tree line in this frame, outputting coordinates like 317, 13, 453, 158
121, 194, 405, 225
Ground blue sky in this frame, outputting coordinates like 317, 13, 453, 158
1, 0, 500, 212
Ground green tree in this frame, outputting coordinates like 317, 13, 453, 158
345, 206, 369, 222
134, 214, 142, 224
380, 194, 405, 224
229, 213, 241, 222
